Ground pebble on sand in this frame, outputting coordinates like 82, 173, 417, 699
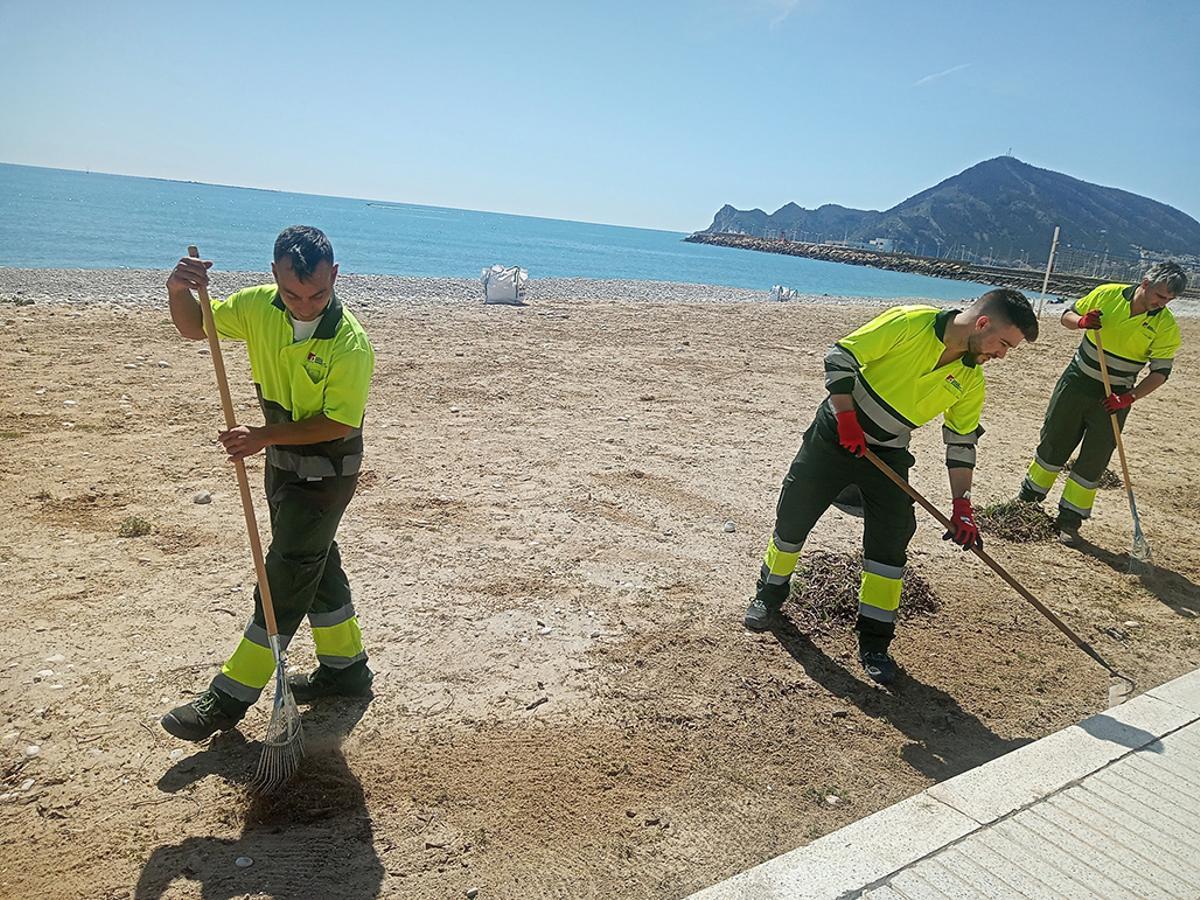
193, 490, 212, 504
235, 856, 253, 868
723, 521, 736, 533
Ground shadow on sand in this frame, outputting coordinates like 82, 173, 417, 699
769, 617, 1030, 781
1069, 534, 1200, 618
135, 695, 382, 900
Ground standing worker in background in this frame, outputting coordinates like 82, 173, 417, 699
745, 291, 1039, 684
161, 225, 377, 741
1019, 261, 1186, 538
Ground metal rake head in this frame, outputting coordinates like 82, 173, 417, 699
250, 668, 305, 794
1107, 672, 1136, 708
1128, 530, 1152, 575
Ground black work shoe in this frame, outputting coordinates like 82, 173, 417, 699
161, 689, 248, 742
744, 595, 783, 631
1055, 512, 1082, 543
1017, 485, 1043, 504
287, 661, 374, 703
859, 650, 899, 685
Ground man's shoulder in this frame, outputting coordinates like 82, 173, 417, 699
224, 284, 277, 303
1093, 283, 1131, 304
332, 307, 374, 353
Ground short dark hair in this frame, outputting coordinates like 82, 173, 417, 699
273, 225, 334, 281
978, 288, 1038, 342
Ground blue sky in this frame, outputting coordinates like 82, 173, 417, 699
1, 0, 1197, 232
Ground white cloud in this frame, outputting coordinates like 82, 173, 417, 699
912, 63, 971, 88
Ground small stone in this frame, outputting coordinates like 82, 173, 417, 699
157, 360, 171, 368
235, 856, 253, 868
831, 709, 849, 719
193, 490, 212, 505
616, 416, 629, 422
63, 400, 77, 407
625, 809, 636, 817
35, 388, 46, 395
24, 745, 40, 757
824, 794, 840, 806
44, 655, 65, 664
169, 748, 185, 761
35, 669, 54, 680
1123, 620, 1141, 628
722, 521, 736, 533
19, 778, 34, 792
590, 630, 601, 638
124, 363, 138, 369
538, 626, 552, 636
466, 890, 479, 899
449, 405, 460, 413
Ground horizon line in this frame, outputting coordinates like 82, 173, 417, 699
0, 160, 692, 237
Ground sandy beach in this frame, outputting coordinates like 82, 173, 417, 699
2, 271, 1199, 898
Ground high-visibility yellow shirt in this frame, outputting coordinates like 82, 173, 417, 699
207, 285, 375, 477
824, 305, 984, 468
1069, 283, 1180, 390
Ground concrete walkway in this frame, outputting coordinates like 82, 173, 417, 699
692, 668, 1200, 899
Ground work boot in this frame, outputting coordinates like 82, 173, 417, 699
1017, 484, 1043, 504
1055, 509, 1083, 543
859, 649, 899, 685
744, 595, 784, 631
161, 688, 250, 742
745, 576, 790, 631
287, 661, 374, 703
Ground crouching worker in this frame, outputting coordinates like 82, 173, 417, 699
1019, 261, 1186, 538
161, 225, 376, 741
745, 291, 1038, 684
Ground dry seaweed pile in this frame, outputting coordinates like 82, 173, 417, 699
1063, 459, 1122, 489
786, 551, 940, 634
976, 499, 1057, 542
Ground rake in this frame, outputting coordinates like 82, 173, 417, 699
1093, 330, 1152, 573
862, 447, 1135, 707
190, 246, 304, 791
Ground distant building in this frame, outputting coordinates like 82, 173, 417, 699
868, 238, 896, 254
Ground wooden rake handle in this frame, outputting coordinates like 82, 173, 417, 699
189, 246, 281, 640
1092, 330, 1138, 506
860, 446, 1128, 682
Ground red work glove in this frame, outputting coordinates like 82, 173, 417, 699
835, 409, 867, 457
943, 497, 982, 551
1077, 309, 1103, 330
1103, 392, 1135, 413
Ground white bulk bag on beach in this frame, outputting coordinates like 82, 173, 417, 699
769, 284, 796, 302
481, 264, 529, 305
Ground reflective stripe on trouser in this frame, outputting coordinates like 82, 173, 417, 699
1022, 454, 1062, 498
759, 532, 804, 587
859, 559, 903, 624
309, 603, 367, 669
1060, 472, 1099, 519
213, 623, 294, 703
210, 464, 362, 704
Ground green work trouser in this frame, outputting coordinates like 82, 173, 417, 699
1022, 372, 1129, 525
756, 405, 917, 650
212, 464, 366, 705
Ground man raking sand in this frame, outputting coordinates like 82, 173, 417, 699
160, 226, 376, 748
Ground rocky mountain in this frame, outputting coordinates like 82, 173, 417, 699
703, 157, 1200, 263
